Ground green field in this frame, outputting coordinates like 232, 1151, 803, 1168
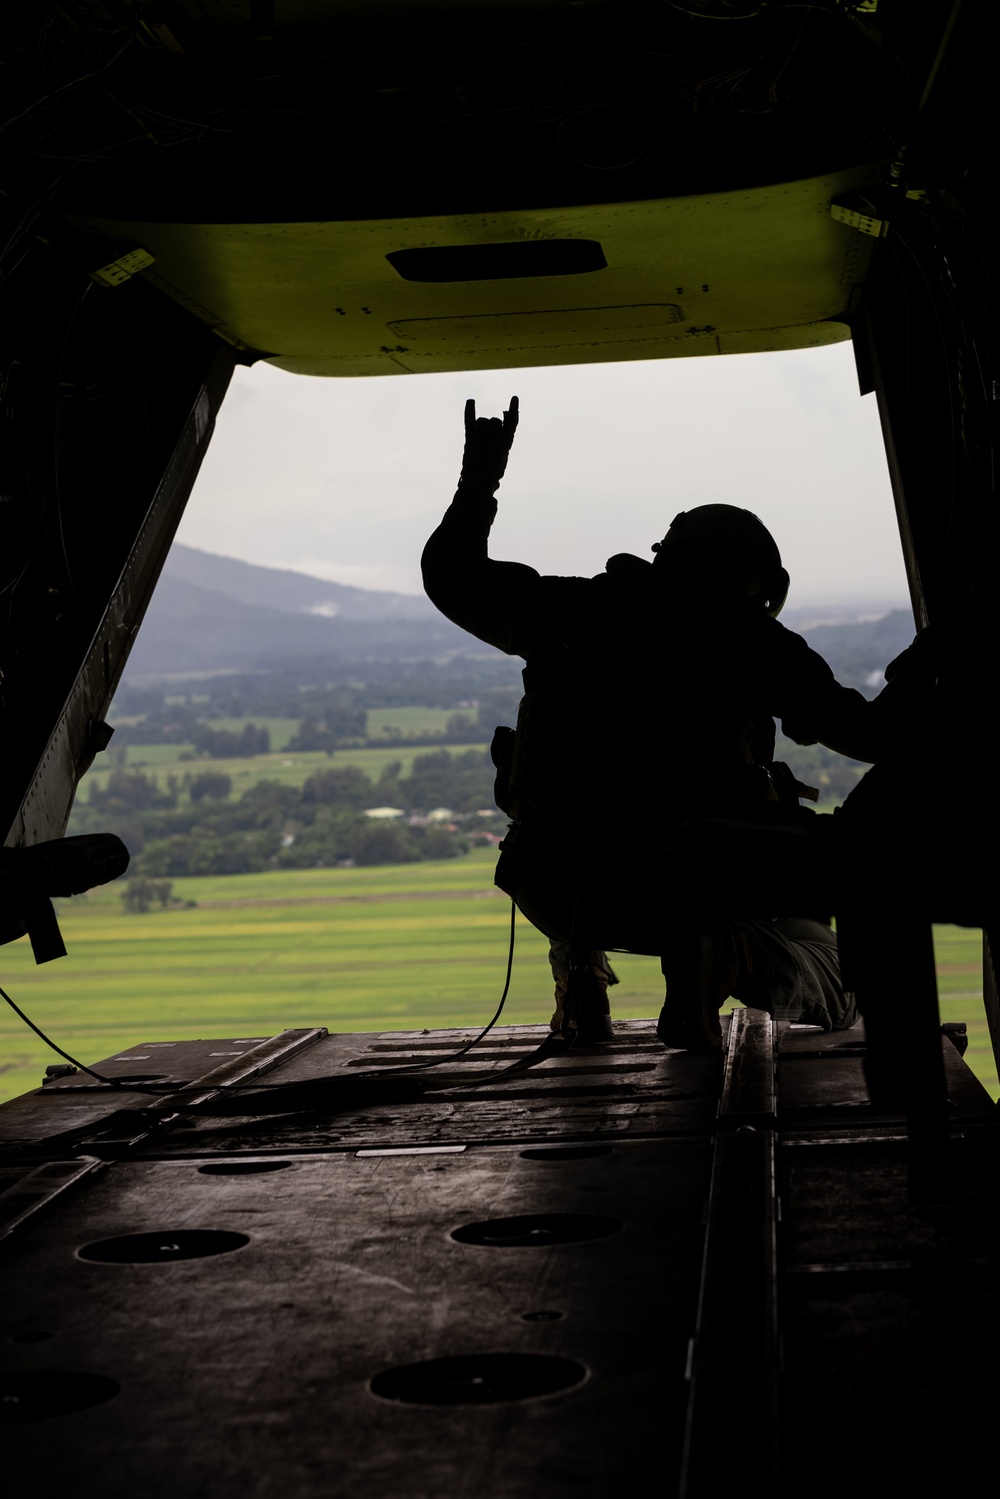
199, 711, 473, 750
366, 706, 477, 739
87, 741, 492, 799
202, 716, 301, 750
0, 850, 992, 1105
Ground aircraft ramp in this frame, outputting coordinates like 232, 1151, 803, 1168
2, 1016, 998, 1496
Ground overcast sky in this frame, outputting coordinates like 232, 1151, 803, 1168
176, 339, 910, 613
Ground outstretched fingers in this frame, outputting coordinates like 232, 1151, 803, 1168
503, 395, 519, 447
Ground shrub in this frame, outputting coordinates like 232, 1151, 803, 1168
347, 819, 417, 866
121, 877, 173, 914
189, 772, 232, 802
191, 723, 270, 758
301, 767, 372, 808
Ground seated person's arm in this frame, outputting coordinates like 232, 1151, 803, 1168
775, 622, 937, 764
862, 624, 941, 750
772, 626, 886, 763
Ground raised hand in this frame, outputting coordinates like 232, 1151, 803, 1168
459, 395, 519, 491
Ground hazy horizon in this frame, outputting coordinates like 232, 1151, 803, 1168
167, 538, 910, 630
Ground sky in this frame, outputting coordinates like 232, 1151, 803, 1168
176, 339, 911, 614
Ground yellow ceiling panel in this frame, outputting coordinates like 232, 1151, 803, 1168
72, 162, 878, 376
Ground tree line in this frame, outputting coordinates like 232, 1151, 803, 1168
112, 658, 521, 725
72, 750, 503, 879
110, 675, 523, 755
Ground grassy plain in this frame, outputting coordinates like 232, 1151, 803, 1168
85, 740, 492, 799
163, 709, 476, 750
0, 849, 992, 1106
202, 716, 301, 750
366, 706, 476, 739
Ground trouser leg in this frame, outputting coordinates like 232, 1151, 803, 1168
729, 917, 856, 1031
548, 941, 617, 985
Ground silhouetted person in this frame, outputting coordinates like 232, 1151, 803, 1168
422, 397, 894, 1048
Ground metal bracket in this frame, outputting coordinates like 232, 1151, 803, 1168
831, 201, 889, 239
90, 247, 155, 288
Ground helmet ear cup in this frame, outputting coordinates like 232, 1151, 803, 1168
766, 566, 790, 618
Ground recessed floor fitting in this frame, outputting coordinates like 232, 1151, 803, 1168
197, 1161, 292, 1175
451, 1213, 621, 1247
78, 1230, 250, 1263
370, 1353, 586, 1405
0, 1371, 119, 1423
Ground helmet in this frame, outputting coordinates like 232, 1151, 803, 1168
651, 504, 790, 617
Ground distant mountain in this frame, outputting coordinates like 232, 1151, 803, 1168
129, 543, 915, 683
164, 543, 436, 622
127, 554, 480, 675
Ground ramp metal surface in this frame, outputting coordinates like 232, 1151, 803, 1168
2, 1016, 998, 1497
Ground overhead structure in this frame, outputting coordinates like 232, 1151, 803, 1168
73, 166, 880, 375
0, 4, 997, 1491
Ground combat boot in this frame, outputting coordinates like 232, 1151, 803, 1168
551, 963, 613, 1042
